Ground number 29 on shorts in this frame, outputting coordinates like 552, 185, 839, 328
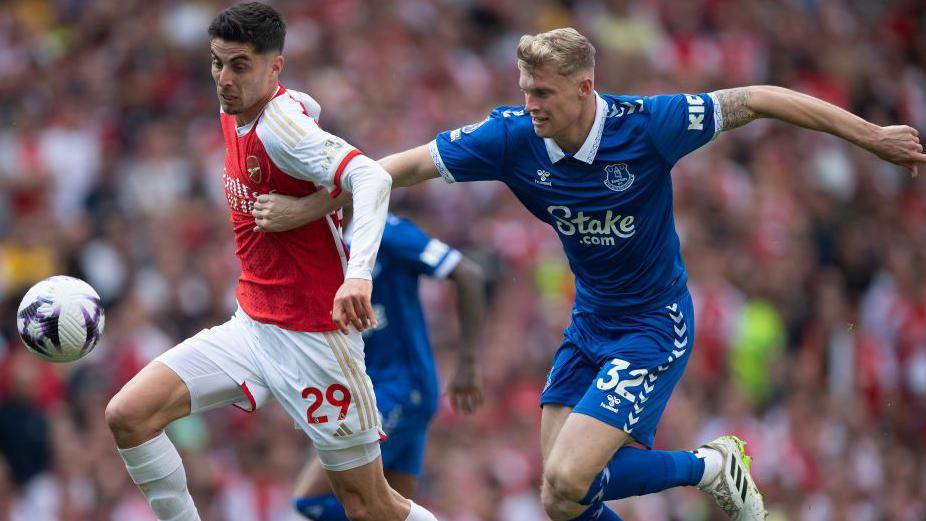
302, 384, 352, 424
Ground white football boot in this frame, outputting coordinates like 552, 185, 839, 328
698, 435, 767, 520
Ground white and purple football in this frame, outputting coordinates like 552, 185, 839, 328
17, 276, 105, 363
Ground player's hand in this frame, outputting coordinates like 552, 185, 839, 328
251, 193, 308, 232
332, 278, 377, 334
252, 190, 337, 232
447, 359, 484, 415
868, 125, 926, 177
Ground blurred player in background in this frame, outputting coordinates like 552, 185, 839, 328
103, 3, 439, 521
294, 27, 926, 521
249, 198, 486, 519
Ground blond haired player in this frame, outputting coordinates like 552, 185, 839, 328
285, 27, 926, 521
104, 3, 439, 521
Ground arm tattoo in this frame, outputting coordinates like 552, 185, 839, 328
713, 88, 758, 131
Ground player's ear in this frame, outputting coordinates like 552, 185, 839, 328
271, 54, 284, 78
577, 75, 593, 97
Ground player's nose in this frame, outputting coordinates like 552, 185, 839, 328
524, 94, 541, 113
524, 96, 540, 114
217, 67, 235, 88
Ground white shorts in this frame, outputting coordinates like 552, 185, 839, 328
154, 308, 382, 451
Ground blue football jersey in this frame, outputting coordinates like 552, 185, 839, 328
356, 215, 462, 417
429, 92, 721, 314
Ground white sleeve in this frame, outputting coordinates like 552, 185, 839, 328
341, 155, 391, 280
256, 100, 357, 194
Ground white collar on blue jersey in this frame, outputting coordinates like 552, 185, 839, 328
544, 92, 608, 164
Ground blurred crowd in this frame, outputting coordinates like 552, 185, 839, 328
1, 0, 926, 520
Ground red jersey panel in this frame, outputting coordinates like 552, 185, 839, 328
220, 86, 357, 331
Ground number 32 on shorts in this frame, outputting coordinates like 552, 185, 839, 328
302, 384, 352, 424
596, 358, 647, 403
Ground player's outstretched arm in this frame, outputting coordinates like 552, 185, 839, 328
380, 144, 441, 187
446, 256, 487, 415
252, 144, 440, 231
713, 86, 926, 176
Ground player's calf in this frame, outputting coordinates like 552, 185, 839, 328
321, 445, 438, 521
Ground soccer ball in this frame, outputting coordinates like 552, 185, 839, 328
16, 275, 105, 363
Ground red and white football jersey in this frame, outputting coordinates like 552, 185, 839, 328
220, 85, 360, 332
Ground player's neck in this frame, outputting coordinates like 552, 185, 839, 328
553, 96, 598, 154
235, 84, 279, 127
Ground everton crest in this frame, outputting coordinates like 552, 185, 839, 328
604, 163, 634, 192
245, 155, 262, 184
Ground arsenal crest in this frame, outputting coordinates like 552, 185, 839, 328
245, 155, 262, 184
604, 163, 634, 192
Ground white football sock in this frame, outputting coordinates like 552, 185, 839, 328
695, 447, 723, 488
405, 500, 439, 521
118, 431, 201, 521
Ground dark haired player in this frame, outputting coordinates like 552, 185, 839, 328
104, 4, 439, 521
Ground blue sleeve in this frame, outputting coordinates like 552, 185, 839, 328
645, 93, 722, 164
382, 217, 462, 279
428, 108, 508, 183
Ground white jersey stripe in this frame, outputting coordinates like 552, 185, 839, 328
323, 332, 369, 431
428, 139, 456, 183
324, 214, 349, 275
433, 249, 463, 279
262, 111, 299, 147
708, 92, 724, 140
267, 102, 308, 141
326, 332, 375, 430
334, 334, 378, 431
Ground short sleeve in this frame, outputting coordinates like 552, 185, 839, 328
429, 109, 508, 183
645, 93, 722, 164
256, 98, 360, 195
382, 216, 462, 279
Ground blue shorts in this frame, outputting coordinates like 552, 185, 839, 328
375, 384, 434, 476
540, 292, 695, 448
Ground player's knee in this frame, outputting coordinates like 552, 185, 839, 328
541, 480, 583, 521
105, 392, 165, 442
543, 464, 590, 504
105, 393, 135, 433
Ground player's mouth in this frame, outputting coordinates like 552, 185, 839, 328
220, 93, 238, 103
532, 116, 549, 126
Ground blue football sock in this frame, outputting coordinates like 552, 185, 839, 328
582, 446, 704, 504
293, 494, 349, 521
569, 503, 624, 521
